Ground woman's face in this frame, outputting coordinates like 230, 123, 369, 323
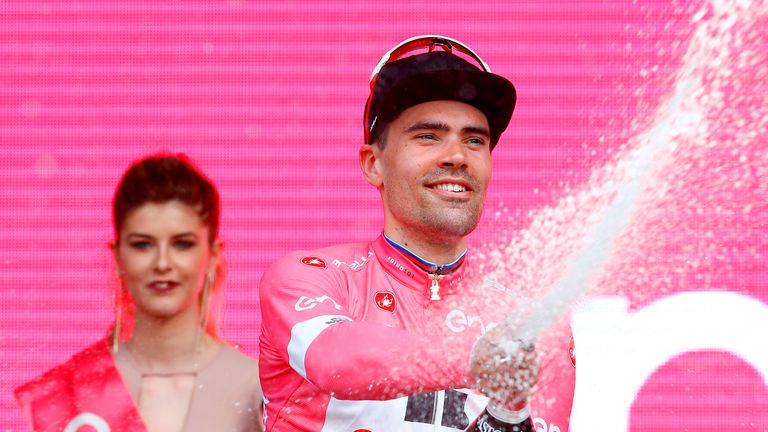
114, 200, 219, 321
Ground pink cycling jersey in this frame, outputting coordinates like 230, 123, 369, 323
259, 235, 574, 431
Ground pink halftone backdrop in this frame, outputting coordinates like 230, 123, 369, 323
2, 1, 766, 430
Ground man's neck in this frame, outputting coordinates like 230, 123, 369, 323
383, 226, 467, 266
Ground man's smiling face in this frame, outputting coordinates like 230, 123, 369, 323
371, 100, 492, 242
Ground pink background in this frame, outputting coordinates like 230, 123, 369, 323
1, 1, 766, 430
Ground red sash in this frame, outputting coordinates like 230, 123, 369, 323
15, 339, 147, 432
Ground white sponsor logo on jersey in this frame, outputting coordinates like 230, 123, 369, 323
294, 295, 342, 311
333, 251, 374, 271
446, 309, 497, 334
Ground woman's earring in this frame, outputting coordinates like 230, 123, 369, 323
112, 282, 123, 352
199, 271, 215, 333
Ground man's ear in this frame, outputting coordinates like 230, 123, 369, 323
359, 144, 384, 188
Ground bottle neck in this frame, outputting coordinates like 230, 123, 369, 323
486, 399, 530, 423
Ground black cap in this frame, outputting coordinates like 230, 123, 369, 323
365, 39, 516, 149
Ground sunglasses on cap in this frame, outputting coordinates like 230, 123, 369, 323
363, 35, 495, 145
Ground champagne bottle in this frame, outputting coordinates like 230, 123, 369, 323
466, 399, 533, 432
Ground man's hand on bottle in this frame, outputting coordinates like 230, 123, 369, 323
469, 321, 540, 407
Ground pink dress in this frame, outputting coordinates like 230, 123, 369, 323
17, 339, 264, 432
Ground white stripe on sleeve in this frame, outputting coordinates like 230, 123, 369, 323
287, 314, 352, 379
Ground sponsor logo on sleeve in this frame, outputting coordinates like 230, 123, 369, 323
294, 295, 342, 311
301, 256, 327, 268
374, 291, 396, 313
568, 336, 576, 368
332, 251, 374, 271
325, 317, 352, 325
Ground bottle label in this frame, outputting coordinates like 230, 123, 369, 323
471, 412, 532, 432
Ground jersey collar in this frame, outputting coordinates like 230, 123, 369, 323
372, 234, 468, 298
382, 234, 466, 275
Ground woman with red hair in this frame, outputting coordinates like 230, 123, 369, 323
16, 154, 263, 432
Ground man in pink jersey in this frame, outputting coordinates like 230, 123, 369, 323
259, 35, 573, 431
